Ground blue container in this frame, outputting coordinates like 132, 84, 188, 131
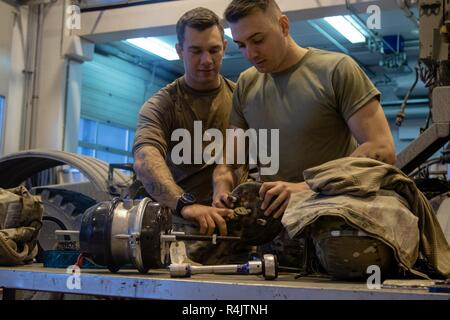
43, 250, 104, 269
383, 35, 404, 54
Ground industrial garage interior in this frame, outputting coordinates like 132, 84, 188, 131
0, 0, 450, 302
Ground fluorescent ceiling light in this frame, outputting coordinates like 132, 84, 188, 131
324, 15, 366, 44
126, 37, 179, 61
344, 15, 369, 38
224, 28, 233, 39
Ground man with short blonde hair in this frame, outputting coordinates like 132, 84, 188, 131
213, 0, 397, 277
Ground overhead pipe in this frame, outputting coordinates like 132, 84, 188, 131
18, 4, 34, 150
28, 3, 45, 149
21, 3, 45, 149
21, 0, 63, 150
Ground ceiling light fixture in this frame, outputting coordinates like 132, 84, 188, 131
126, 37, 179, 61
324, 15, 366, 44
224, 28, 233, 39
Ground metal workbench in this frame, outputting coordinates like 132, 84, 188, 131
0, 264, 449, 300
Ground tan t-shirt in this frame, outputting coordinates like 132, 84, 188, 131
230, 48, 381, 182
133, 76, 235, 204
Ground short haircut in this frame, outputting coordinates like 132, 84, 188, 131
224, 0, 281, 23
176, 7, 225, 45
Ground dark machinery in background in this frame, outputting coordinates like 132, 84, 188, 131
395, 0, 450, 244
396, 0, 450, 178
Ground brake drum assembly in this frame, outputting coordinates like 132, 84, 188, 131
79, 198, 172, 273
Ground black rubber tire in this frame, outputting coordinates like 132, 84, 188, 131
0, 149, 131, 201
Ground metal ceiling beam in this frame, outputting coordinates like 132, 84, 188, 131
80, 0, 177, 12
78, 0, 230, 42
18, 0, 55, 4
0, 0, 18, 6
78, 0, 397, 43
306, 20, 379, 77
0, 0, 55, 8
307, 20, 350, 55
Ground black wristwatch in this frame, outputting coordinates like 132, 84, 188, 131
175, 193, 196, 216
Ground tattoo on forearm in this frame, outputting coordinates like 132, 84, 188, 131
135, 147, 183, 208
143, 181, 169, 196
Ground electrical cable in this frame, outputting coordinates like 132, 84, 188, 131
396, 64, 419, 126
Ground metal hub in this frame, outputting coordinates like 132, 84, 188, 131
229, 181, 284, 245
79, 197, 171, 274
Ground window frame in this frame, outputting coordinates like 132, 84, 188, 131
0, 96, 5, 155
77, 116, 135, 164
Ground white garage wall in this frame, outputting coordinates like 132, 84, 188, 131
0, 1, 16, 155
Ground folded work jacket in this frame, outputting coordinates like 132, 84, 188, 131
283, 157, 450, 278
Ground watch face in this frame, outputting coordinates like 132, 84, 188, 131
183, 193, 196, 203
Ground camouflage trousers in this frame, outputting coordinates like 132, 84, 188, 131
172, 214, 396, 280
261, 216, 397, 280
310, 216, 396, 280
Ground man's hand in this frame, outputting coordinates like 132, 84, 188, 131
212, 187, 237, 209
259, 182, 310, 219
212, 164, 238, 209
180, 204, 234, 236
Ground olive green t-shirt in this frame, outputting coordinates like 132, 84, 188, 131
133, 76, 235, 204
230, 48, 381, 182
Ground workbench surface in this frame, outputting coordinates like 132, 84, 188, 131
0, 264, 449, 300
